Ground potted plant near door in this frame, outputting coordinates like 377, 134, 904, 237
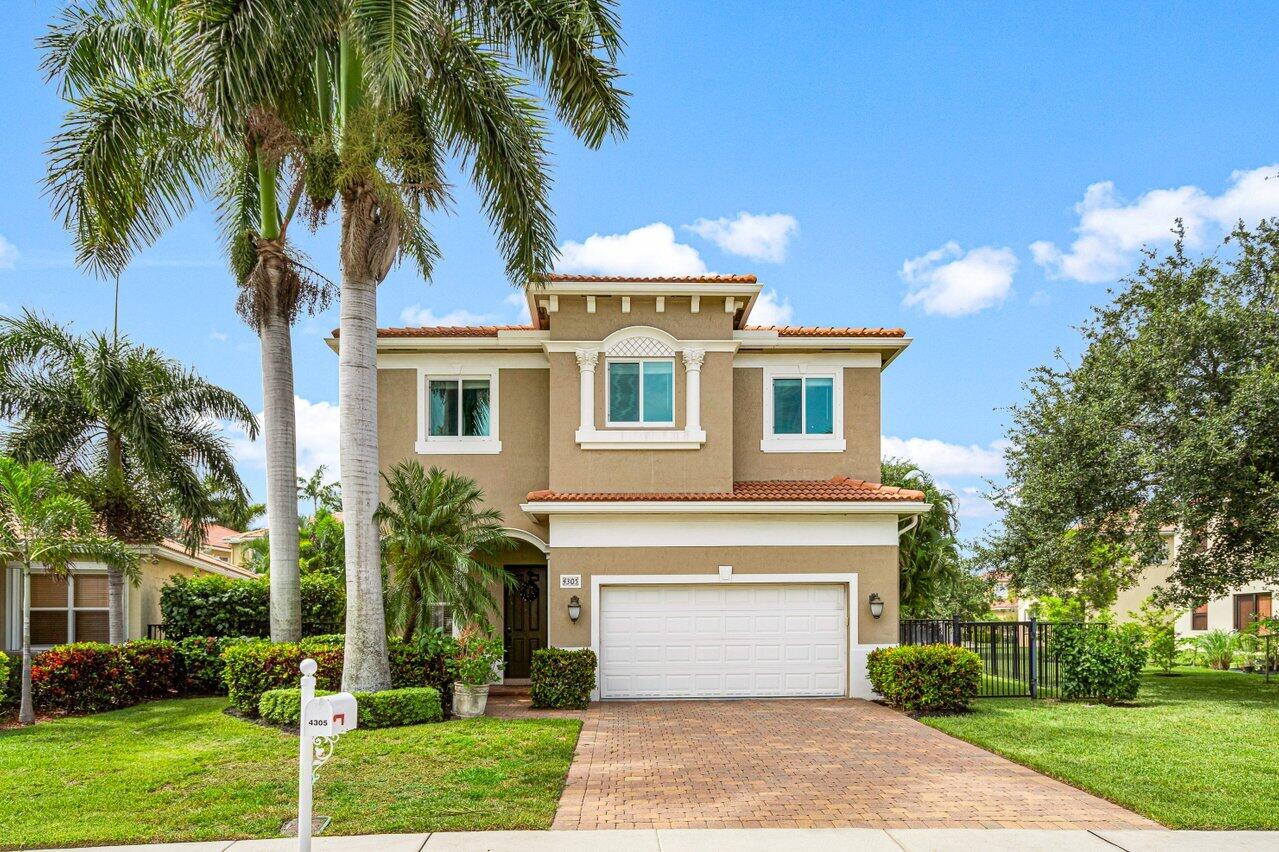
450, 626, 506, 717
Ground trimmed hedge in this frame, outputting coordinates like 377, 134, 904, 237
258, 686, 443, 728
122, 640, 182, 699
867, 644, 982, 713
1052, 623, 1147, 704
0, 652, 14, 708
32, 643, 139, 714
223, 637, 452, 716
159, 573, 344, 640
175, 636, 248, 695
530, 648, 597, 709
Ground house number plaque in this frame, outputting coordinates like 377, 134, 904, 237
560, 574, 583, 589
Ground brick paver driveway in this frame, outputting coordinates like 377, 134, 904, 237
552, 698, 1158, 830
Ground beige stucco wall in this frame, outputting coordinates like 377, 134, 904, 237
377, 367, 551, 540
548, 350, 735, 493
130, 555, 222, 639
1112, 559, 1277, 636
546, 545, 899, 649
732, 366, 881, 483
548, 295, 734, 341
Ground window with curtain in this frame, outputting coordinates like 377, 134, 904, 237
27, 572, 109, 646
772, 375, 834, 436
428, 378, 490, 437
608, 359, 674, 425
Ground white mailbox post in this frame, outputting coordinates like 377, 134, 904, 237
297, 658, 357, 852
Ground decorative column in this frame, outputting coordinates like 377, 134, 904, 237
682, 348, 705, 432
576, 348, 599, 433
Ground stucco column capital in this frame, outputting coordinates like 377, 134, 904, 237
681, 347, 705, 371
575, 348, 599, 371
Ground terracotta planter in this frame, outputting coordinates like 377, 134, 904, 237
452, 683, 490, 718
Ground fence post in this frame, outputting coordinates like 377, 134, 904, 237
1028, 617, 1039, 699
952, 615, 961, 647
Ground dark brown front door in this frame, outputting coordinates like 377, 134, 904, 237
504, 565, 548, 679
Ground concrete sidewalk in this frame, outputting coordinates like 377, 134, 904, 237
45, 829, 1279, 852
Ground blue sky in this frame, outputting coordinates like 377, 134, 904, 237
3, 2, 1278, 541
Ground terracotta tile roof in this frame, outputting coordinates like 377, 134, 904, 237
526, 476, 925, 503
744, 325, 907, 338
537, 273, 758, 283
202, 523, 242, 548
339, 324, 536, 338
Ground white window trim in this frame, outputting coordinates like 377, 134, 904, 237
604, 357, 676, 428
415, 367, 502, 454
761, 365, 845, 453
6, 565, 116, 651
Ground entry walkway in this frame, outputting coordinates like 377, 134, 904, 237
554, 698, 1157, 830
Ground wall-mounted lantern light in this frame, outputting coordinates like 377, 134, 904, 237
868, 593, 885, 619
568, 595, 582, 623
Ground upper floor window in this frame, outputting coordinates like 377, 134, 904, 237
1191, 603, 1208, 631
417, 370, 501, 454
429, 378, 490, 437
607, 359, 674, 426
761, 366, 846, 453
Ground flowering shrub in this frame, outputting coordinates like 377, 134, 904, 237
867, 644, 982, 713
449, 626, 504, 686
32, 643, 138, 713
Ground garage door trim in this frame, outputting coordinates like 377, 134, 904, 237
589, 572, 858, 701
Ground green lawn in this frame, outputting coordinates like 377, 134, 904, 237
0, 698, 580, 849
922, 667, 1279, 829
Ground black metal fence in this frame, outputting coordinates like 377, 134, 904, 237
900, 618, 1087, 698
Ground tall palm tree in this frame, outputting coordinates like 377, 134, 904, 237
0, 312, 255, 642
40, 0, 331, 642
200, 475, 266, 531
378, 462, 516, 641
0, 457, 136, 724
881, 457, 963, 617
297, 464, 341, 519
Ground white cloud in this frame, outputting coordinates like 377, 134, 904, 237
227, 396, 341, 481
554, 223, 708, 276
0, 235, 18, 270
954, 485, 998, 521
399, 304, 497, 327
685, 212, 799, 262
504, 292, 531, 323
882, 435, 1007, 477
900, 242, 1017, 316
1032, 164, 1279, 283
209, 329, 229, 343
748, 289, 794, 326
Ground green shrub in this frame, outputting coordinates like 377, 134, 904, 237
160, 573, 344, 640
175, 636, 240, 694
1052, 623, 1147, 704
449, 627, 504, 686
121, 640, 182, 699
258, 686, 443, 728
530, 648, 597, 710
867, 644, 982, 713
1193, 629, 1237, 670
32, 643, 138, 713
224, 637, 451, 716
0, 653, 13, 708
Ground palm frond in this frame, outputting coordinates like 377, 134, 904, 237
38, 0, 170, 97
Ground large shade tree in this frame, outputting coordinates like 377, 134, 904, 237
0, 457, 135, 724
0, 313, 255, 641
378, 462, 516, 641
176, 0, 629, 690
40, 0, 333, 641
981, 222, 1279, 607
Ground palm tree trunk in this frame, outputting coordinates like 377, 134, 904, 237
256, 149, 302, 642
338, 260, 390, 691
105, 431, 126, 644
260, 304, 301, 642
18, 566, 34, 725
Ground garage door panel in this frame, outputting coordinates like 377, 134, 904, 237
600, 583, 847, 699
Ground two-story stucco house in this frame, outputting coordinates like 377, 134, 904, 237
335, 273, 927, 699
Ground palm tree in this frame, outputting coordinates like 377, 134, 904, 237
881, 458, 963, 618
377, 462, 516, 642
0, 312, 255, 642
200, 475, 266, 532
39, 0, 332, 642
0, 457, 136, 724
297, 464, 341, 519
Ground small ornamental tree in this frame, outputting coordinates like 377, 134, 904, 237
0, 458, 136, 723
1130, 596, 1180, 674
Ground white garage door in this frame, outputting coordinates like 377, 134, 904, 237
599, 584, 847, 699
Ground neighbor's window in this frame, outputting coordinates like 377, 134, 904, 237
608, 359, 674, 425
428, 378, 490, 437
1234, 592, 1272, 631
772, 376, 834, 435
1191, 604, 1208, 631
29, 572, 109, 646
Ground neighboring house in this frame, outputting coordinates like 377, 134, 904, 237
987, 571, 1021, 618
220, 527, 269, 569
2, 539, 255, 652
200, 523, 242, 564
1112, 528, 1276, 635
331, 273, 928, 700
